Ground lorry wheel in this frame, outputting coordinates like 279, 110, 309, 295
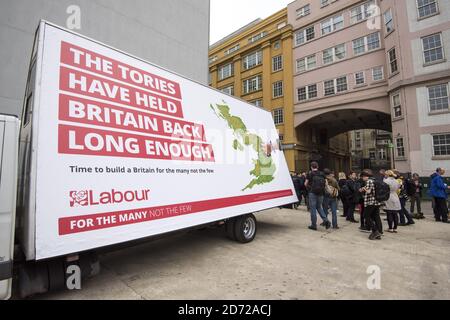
225, 219, 236, 241
233, 214, 257, 243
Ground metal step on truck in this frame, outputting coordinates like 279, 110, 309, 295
0, 21, 297, 299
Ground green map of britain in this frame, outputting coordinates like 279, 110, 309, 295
210, 102, 277, 191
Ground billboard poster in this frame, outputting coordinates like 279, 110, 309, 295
34, 23, 297, 259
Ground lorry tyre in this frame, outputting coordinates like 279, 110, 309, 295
233, 214, 257, 243
225, 219, 236, 241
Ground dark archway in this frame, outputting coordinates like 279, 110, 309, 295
294, 108, 392, 173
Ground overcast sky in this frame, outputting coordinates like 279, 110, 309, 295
209, 0, 294, 45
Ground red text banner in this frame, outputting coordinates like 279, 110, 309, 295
60, 41, 182, 99
58, 124, 215, 162
59, 66, 184, 119
58, 189, 294, 235
58, 94, 206, 142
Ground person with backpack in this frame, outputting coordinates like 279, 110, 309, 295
297, 172, 309, 209
305, 162, 331, 231
395, 172, 415, 226
291, 172, 302, 210
430, 168, 450, 223
408, 173, 424, 219
341, 171, 359, 223
359, 169, 383, 240
323, 168, 340, 229
338, 172, 348, 218
383, 170, 401, 233
357, 173, 369, 230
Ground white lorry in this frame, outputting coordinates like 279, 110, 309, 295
0, 21, 297, 299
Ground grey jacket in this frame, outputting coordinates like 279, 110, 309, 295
383, 177, 401, 211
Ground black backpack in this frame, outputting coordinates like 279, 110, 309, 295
340, 183, 353, 200
374, 180, 390, 202
311, 172, 326, 195
405, 179, 416, 197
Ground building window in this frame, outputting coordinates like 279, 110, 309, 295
297, 54, 316, 73
355, 71, 365, 85
273, 81, 283, 98
379, 148, 387, 160
384, 9, 394, 33
273, 41, 281, 50
392, 93, 402, 118
297, 4, 311, 18
323, 43, 346, 64
369, 151, 376, 160
297, 84, 318, 101
272, 55, 283, 72
321, 14, 344, 36
396, 137, 405, 158
243, 75, 262, 94
350, 0, 376, 24
432, 133, 450, 156
372, 66, 384, 81
324, 76, 347, 96
251, 99, 263, 108
273, 108, 284, 125
209, 56, 218, 64
218, 62, 234, 80
225, 44, 240, 55
417, 0, 439, 19
279, 134, 284, 141
422, 33, 444, 64
388, 48, 398, 74
295, 25, 315, 46
221, 85, 234, 96
243, 50, 262, 70
352, 32, 380, 55
428, 84, 449, 112
249, 31, 268, 44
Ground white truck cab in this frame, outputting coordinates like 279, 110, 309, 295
0, 115, 20, 300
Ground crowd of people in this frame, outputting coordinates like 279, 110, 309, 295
290, 162, 450, 240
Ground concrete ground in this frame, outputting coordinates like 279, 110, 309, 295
38, 204, 450, 300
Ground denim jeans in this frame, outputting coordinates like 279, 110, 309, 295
309, 192, 328, 228
323, 196, 338, 228
399, 197, 414, 224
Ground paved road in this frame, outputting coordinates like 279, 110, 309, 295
39, 206, 450, 300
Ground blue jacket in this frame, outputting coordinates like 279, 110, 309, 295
430, 174, 448, 199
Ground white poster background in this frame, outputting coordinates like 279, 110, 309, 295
34, 24, 297, 260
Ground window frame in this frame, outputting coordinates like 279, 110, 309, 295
372, 66, 384, 81
324, 76, 347, 96
273, 108, 284, 125
395, 137, 406, 158
295, 25, 315, 46
432, 133, 450, 157
218, 62, 234, 81
297, 84, 318, 102
297, 4, 311, 18
417, 0, 439, 19
392, 92, 402, 118
421, 33, 445, 65
273, 81, 284, 98
296, 54, 317, 73
384, 8, 394, 34
323, 43, 346, 65
350, 0, 376, 25
355, 71, 366, 85
427, 83, 450, 113
272, 55, 283, 72
321, 14, 344, 36
352, 32, 381, 56
242, 75, 262, 95
242, 50, 263, 70
388, 47, 399, 74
